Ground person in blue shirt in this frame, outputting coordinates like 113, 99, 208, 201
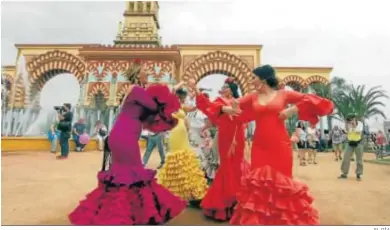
72, 118, 87, 152
142, 129, 165, 169
48, 120, 60, 153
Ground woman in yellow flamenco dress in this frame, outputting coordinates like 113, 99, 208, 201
157, 87, 208, 204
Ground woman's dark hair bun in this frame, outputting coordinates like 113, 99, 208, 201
226, 82, 240, 98
266, 76, 279, 88
175, 88, 187, 97
253, 64, 279, 88
224, 77, 240, 98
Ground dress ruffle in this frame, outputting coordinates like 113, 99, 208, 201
201, 162, 239, 221
146, 84, 181, 116
296, 94, 334, 125
230, 165, 319, 225
203, 203, 236, 221
127, 86, 157, 111
201, 160, 250, 221
69, 179, 186, 225
143, 84, 181, 133
97, 166, 155, 185
157, 149, 208, 201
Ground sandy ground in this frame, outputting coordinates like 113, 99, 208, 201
2, 149, 390, 226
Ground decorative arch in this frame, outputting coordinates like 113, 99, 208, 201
115, 83, 132, 104
27, 50, 86, 84
12, 50, 87, 107
280, 75, 305, 87
306, 75, 328, 86
181, 51, 253, 94
285, 82, 304, 92
34, 69, 70, 93
87, 82, 110, 104
13, 78, 26, 108
279, 75, 305, 91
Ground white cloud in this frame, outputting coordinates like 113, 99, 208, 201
1, 1, 390, 128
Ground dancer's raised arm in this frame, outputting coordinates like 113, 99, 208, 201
172, 81, 197, 113
182, 104, 197, 113
187, 79, 214, 117
279, 89, 334, 125
172, 81, 186, 92
220, 93, 256, 123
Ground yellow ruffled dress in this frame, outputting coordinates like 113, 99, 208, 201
157, 108, 208, 201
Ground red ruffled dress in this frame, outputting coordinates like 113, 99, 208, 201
226, 90, 334, 225
68, 85, 186, 225
196, 94, 246, 221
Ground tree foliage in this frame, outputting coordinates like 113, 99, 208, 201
310, 77, 388, 127
333, 85, 388, 121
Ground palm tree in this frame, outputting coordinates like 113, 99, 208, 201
334, 85, 388, 121
310, 76, 351, 130
330, 76, 351, 97
332, 93, 355, 121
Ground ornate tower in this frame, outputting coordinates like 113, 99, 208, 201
114, 1, 161, 46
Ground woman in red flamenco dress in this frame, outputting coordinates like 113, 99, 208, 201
216, 65, 334, 225
68, 81, 186, 225
190, 78, 246, 221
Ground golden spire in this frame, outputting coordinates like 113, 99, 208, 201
116, 21, 123, 39
114, 1, 161, 46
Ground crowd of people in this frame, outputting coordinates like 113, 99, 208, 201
48, 114, 108, 157
61, 62, 387, 226
291, 114, 389, 180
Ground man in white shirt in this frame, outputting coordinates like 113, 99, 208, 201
330, 125, 344, 161
142, 129, 165, 168
339, 114, 364, 181
188, 110, 206, 147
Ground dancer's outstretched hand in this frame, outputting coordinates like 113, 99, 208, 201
231, 99, 239, 110
173, 81, 186, 91
278, 107, 295, 120
187, 78, 195, 86
187, 78, 200, 95
187, 79, 196, 90
222, 106, 241, 116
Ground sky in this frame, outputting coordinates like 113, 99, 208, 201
39, 74, 80, 109
1, 0, 390, 130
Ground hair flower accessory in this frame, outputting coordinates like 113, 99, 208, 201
133, 58, 142, 65
225, 77, 234, 83
124, 59, 143, 84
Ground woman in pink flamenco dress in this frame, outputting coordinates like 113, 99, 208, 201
68, 83, 187, 225
215, 65, 334, 225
